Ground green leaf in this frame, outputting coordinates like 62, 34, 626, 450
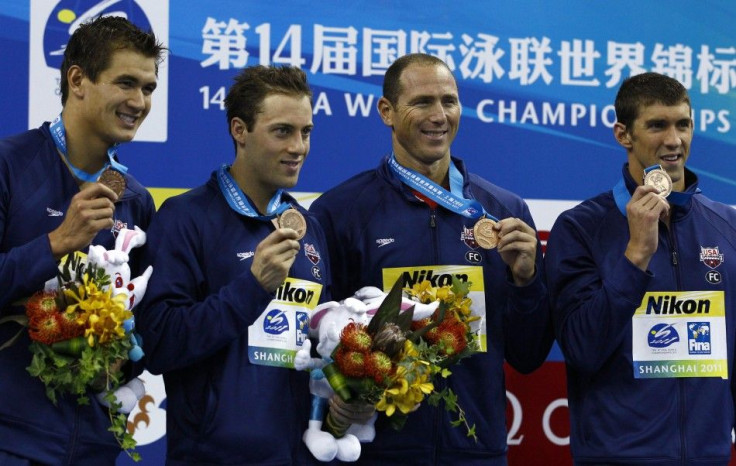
27, 353, 46, 376
451, 277, 471, 298
395, 304, 414, 332
388, 413, 408, 431
367, 276, 403, 335
427, 391, 442, 406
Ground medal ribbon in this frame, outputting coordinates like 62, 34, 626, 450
613, 164, 694, 216
387, 153, 498, 221
49, 115, 127, 182
217, 164, 291, 219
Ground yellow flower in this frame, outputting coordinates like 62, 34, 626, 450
64, 275, 131, 346
452, 297, 472, 317
403, 340, 418, 358
377, 360, 436, 417
436, 286, 455, 304
408, 281, 436, 304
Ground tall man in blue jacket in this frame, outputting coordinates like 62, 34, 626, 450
138, 65, 331, 465
310, 53, 553, 465
546, 72, 736, 464
0, 16, 163, 465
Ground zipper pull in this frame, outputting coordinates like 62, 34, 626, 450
671, 250, 678, 266
430, 210, 436, 228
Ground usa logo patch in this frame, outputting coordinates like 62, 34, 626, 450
461, 226, 479, 249
699, 246, 723, 269
304, 243, 321, 265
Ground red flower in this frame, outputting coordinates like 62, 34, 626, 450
28, 313, 64, 345
365, 351, 393, 384
410, 317, 433, 332
58, 311, 84, 340
25, 291, 60, 320
334, 347, 366, 378
340, 322, 373, 352
435, 320, 468, 356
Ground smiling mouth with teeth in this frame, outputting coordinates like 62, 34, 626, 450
119, 114, 137, 125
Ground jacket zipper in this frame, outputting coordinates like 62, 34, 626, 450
428, 205, 440, 463
666, 222, 687, 465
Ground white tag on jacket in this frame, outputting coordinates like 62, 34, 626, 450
248, 277, 323, 369
632, 291, 727, 379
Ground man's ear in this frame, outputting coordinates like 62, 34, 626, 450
230, 117, 248, 145
613, 122, 632, 149
67, 65, 85, 100
377, 97, 394, 128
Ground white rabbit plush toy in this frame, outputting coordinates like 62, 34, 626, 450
86, 226, 153, 414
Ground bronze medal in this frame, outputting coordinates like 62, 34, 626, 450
98, 167, 126, 200
643, 168, 672, 198
278, 208, 307, 240
473, 217, 499, 250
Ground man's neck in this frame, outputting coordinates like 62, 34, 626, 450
394, 151, 451, 188
230, 159, 277, 215
61, 111, 110, 174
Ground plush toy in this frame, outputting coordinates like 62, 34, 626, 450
87, 227, 153, 414
294, 286, 438, 462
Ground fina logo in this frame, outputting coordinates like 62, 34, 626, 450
43, 0, 153, 69
296, 311, 309, 345
264, 309, 289, 335
687, 322, 711, 355
647, 323, 680, 348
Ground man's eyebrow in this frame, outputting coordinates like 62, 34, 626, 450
113, 74, 157, 86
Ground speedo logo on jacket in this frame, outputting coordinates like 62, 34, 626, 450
646, 295, 710, 314
401, 269, 469, 288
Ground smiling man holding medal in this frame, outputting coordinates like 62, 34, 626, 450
137, 65, 332, 465
546, 72, 736, 464
0, 16, 163, 465
310, 53, 553, 465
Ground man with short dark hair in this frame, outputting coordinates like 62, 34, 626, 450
0, 15, 164, 465
546, 72, 736, 464
138, 65, 331, 464
310, 53, 553, 465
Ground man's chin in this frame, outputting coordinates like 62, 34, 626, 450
112, 131, 137, 144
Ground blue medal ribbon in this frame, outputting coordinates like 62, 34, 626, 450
49, 115, 128, 182
216, 164, 291, 219
387, 153, 498, 221
643, 164, 663, 177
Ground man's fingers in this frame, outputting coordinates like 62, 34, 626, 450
78, 182, 119, 202
496, 217, 535, 237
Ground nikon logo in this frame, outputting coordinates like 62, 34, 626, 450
646, 295, 710, 315
275, 281, 315, 304
401, 270, 468, 288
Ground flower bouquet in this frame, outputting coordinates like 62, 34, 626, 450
1, 227, 153, 461
322, 276, 479, 440
25, 251, 144, 459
